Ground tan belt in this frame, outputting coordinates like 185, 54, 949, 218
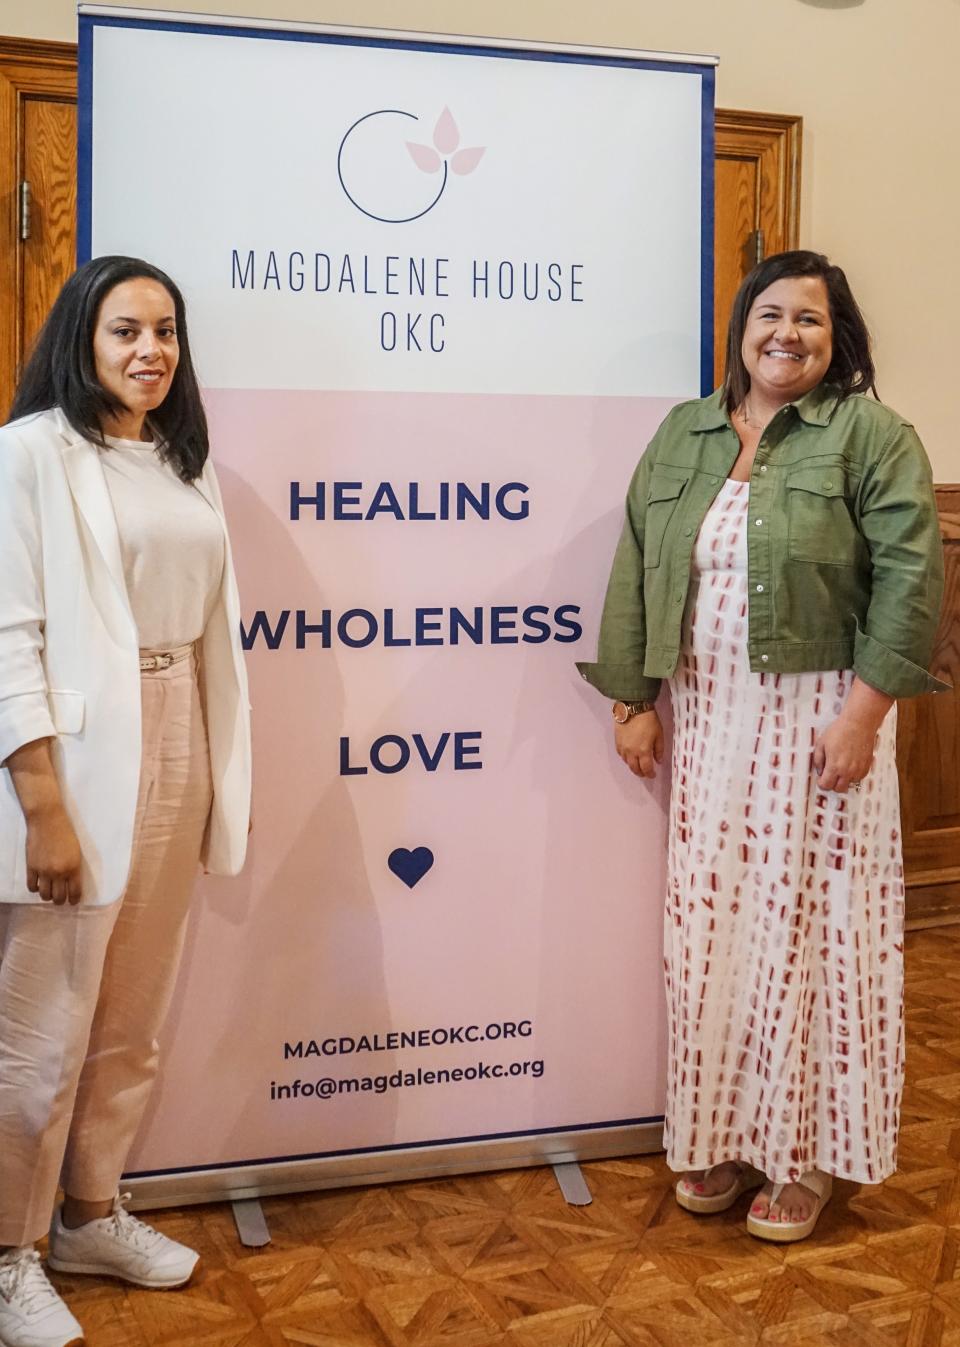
139, 643, 195, 672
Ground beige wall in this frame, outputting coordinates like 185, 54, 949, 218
2, 0, 958, 478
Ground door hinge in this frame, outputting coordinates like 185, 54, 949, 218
19, 180, 32, 241
750, 227, 765, 267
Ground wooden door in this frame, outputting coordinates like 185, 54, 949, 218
21, 96, 76, 365
714, 110, 802, 389
0, 38, 76, 419
898, 493, 960, 924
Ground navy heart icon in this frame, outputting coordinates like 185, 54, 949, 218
388, 846, 434, 889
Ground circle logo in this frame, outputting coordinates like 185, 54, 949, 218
337, 106, 485, 224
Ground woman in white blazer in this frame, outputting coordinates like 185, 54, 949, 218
0, 256, 251, 1347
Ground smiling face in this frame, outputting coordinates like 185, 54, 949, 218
92, 277, 180, 440
741, 275, 833, 412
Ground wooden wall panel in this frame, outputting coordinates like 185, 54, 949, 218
900, 487, 960, 925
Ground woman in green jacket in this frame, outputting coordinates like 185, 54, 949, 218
578, 250, 945, 1242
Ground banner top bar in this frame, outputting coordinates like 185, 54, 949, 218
76, 5, 720, 67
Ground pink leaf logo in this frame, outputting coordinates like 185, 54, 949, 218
406, 142, 442, 174
433, 106, 459, 155
451, 146, 485, 176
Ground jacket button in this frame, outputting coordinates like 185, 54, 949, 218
761, 654, 769, 662
684, 527, 693, 537
823, 479, 833, 489
759, 465, 768, 474
755, 518, 763, 526
756, 584, 764, 592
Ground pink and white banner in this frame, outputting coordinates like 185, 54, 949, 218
80, 7, 715, 1194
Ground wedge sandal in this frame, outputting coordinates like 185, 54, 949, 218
746, 1169, 833, 1242
675, 1162, 766, 1214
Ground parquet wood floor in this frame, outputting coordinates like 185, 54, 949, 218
45, 925, 960, 1347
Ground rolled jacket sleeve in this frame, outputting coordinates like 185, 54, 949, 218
0, 431, 56, 764
576, 449, 663, 702
853, 422, 948, 697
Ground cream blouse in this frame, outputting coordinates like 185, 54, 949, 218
100, 436, 224, 650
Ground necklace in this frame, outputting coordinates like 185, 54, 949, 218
737, 400, 766, 430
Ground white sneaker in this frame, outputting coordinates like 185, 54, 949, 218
47, 1196, 198, 1290
0, 1246, 84, 1347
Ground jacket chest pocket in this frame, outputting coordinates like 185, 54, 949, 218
786, 467, 859, 565
644, 473, 688, 569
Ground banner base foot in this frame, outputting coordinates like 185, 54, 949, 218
552, 1161, 592, 1206
232, 1197, 271, 1247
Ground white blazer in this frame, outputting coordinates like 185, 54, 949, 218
0, 407, 251, 905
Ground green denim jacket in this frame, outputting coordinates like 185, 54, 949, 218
577, 384, 947, 702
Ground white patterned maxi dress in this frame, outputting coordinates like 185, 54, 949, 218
663, 477, 904, 1185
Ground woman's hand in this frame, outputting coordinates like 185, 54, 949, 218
813, 677, 895, 794
615, 710, 664, 779
26, 803, 83, 904
813, 717, 875, 794
6, 737, 84, 903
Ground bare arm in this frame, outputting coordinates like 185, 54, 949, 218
842, 676, 896, 729
5, 738, 83, 904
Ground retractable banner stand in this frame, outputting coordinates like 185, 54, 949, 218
79, 5, 715, 1204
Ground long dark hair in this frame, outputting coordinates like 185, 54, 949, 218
8, 255, 208, 482
723, 249, 877, 414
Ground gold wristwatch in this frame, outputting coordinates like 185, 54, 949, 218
612, 700, 656, 724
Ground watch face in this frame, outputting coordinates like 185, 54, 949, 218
612, 702, 627, 723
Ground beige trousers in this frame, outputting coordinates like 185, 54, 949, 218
0, 652, 212, 1246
